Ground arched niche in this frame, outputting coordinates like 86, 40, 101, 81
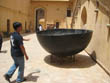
81, 7, 87, 28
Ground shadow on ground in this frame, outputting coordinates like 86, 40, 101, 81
0, 50, 7, 53
11, 72, 39, 83
44, 54, 96, 68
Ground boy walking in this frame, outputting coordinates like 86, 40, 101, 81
4, 22, 29, 83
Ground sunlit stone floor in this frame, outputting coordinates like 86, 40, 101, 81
0, 33, 110, 83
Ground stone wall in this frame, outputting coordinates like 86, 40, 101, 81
72, 0, 110, 74
30, 1, 73, 29
0, 0, 31, 33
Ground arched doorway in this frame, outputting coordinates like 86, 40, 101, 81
81, 7, 87, 28
7, 19, 10, 33
36, 8, 45, 31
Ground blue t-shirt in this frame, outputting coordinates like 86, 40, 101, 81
10, 32, 24, 57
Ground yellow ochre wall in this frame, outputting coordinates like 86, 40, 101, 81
0, 0, 31, 33
72, 0, 110, 74
31, 1, 73, 29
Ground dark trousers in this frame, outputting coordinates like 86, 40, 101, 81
0, 40, 2, 51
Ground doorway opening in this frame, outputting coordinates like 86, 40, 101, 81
7, 19, 10, 33
36, 8, 45, 31
56, 22, 60, 29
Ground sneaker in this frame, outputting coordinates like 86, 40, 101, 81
16, 78, 27, 83
4, 74, 11, 83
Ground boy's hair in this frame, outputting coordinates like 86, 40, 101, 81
13, 22, 22, 30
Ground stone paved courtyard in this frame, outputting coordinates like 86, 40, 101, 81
0, 33, 110, 83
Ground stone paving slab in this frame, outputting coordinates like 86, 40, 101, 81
0, 33, 110, 83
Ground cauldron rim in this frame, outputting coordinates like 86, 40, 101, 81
37, 29, 93, 36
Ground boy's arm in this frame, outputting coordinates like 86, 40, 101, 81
20, 45, 29, 60
23, 38, 30, 41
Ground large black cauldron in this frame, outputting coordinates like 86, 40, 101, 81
36, 29, 93, 56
